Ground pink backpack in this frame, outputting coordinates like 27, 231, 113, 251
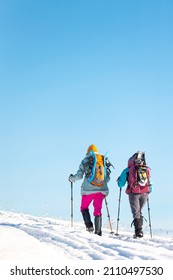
126, 152, 151, 194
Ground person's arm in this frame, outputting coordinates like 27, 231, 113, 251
117, 168, 129, 188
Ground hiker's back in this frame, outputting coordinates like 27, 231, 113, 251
126, 151, 150, 194
86, 152, 108, 187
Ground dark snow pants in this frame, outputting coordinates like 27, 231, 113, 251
128, 193, 148, 219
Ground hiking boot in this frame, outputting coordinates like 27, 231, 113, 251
81, 209, 93, 229
94, 216, 102, 236
86, 226, 94, 233
137, 229, 143, 238
133, 217, 144, 238
134, 229, 143, 238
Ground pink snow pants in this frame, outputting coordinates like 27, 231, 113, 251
80, 192, 105, 216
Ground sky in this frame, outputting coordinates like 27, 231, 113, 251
0, 0, 173, 230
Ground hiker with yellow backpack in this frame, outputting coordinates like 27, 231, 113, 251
68, 144, 114, 236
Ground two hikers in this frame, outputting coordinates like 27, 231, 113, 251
69, 145, 152, 238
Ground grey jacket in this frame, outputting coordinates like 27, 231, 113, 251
72, 153, 109, 196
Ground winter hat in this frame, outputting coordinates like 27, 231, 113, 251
86, 144, 98, 154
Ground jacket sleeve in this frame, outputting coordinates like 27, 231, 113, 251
117, 168, 129, 188
72, 159, 86, 181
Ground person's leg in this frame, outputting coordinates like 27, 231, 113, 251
93, 193, 105, 235
136, 193, 148, 237
93, 192, 105, 216
80, 194, 94, 231
129, 193, 143, 237
129, 193, 141, 219
139, 193, 148, 212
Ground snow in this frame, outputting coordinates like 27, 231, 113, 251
0, 211, 173, 261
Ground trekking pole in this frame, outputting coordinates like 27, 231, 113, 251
71, 182, 73, 227
105, 197, 114, 234
115, 188, 122, 236
147, 197, 152, 238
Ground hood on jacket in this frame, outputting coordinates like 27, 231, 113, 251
86, 144, 98, 154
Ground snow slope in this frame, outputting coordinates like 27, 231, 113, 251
0, 211, 173, 260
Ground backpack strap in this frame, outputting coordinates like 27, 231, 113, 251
87, 151, 97, 184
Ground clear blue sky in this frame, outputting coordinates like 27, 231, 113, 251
0, 0, 173, 231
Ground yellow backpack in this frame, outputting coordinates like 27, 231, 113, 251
86, 152, 113, 186
91, 154, 105, 186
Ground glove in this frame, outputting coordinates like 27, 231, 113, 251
117, 168, 128, 188
117, 177, 124, 188
149, 180, 153, 193
68, 174, 75, 183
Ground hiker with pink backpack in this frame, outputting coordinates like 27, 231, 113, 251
117, 151, 153, 238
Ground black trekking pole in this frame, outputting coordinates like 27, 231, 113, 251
147, 197, 152, 238
105, 197, 114, 234
115, 188, 122, 236
71, 182, 73, 227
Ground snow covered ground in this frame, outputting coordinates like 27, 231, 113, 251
0, 211, 173, 260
